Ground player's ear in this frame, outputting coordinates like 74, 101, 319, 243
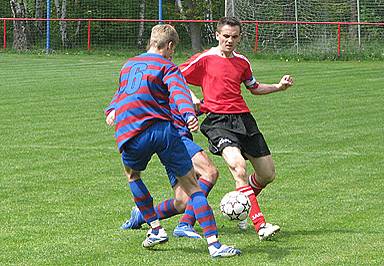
168, 41, 175, 51
215, 31, 220, 41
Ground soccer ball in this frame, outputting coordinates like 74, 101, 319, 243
220, 191, 251, 221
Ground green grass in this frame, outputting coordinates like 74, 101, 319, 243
0, 53, 383, 265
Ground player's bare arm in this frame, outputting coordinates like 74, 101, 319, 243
249, 75, 294, 95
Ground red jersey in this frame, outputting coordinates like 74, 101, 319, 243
180, 47, 256, 114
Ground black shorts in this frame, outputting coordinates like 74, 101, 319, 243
200, 113, 271, 158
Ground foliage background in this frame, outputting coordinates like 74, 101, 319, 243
1, 0, 383, 58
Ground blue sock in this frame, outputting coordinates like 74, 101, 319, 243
155, 199, 179, 219
190, 191, 218, 238
179, 179, 214, 226
129, 179, 157, 224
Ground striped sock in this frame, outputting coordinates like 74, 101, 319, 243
129, 179, 157, 224
190, 191, 218, 238
155, 199, 179, 220
131, 199, 179, 226
248, 173, 266, 196
179, 178, 214, 226
237, 185, 265, 231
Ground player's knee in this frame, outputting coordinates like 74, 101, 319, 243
232, 165, 247, 184
173, 198, 187, 213
227, 157, 246, 174
125, 169, 141, 182
204, 165, 219, 185
259, 168, 276, 185
177, 169, 201, 196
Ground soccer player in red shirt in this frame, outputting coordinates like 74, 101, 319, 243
178, 17, 294, 240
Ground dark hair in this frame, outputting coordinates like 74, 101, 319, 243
216, 17, 242, 33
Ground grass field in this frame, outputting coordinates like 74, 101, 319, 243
0, 53, 383, 265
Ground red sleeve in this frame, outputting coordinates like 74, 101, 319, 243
180, 52, 204, 86
241, 59, 253, 82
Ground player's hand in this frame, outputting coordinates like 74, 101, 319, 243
186, 116, 199, 132
106, 109, 116, 126
191, 92, 201, 113
278, 75, 294, 91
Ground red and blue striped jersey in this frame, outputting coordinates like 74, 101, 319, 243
168, 96, 193, 138
106, 53, 196, 151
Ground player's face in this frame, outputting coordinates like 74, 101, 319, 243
216, 25, 241, 57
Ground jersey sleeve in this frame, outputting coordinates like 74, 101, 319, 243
105, 68, 124, 116
242, 60, 259, 90
104, 87, 119, 116
163, 65, 196, 122
179, 53, 204, 86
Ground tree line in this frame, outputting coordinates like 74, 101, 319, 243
2, 0, 223, 51
1, 1, 382, 52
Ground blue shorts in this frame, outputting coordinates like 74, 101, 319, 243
166, 135, 203, 187
121, 121, 193, 179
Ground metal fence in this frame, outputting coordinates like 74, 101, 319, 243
1, 18, 383, 58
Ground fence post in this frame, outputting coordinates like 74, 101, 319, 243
357, 0, 361, 48
337, 23, 341, 57
158, 0, 163, 23
87, 20, 91, 50
225, 0, 235, 17
46, 0, 51, 53
294, 0, 299, 54
253, 22, 259, 53
3, 19, 6, 49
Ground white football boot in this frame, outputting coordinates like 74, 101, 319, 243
142, 228, 168, 248
209, 243, 241, 258
257, 223, 280, 240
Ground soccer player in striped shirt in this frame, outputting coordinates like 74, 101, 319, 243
178, 17, 294, 240
118, 93, 219, 240
105, 24, 240, 258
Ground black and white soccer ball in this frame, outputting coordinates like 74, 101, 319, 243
220, 191, 251, 221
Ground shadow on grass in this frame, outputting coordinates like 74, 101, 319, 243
115, 226, 296, 262
116, 224, 361, 260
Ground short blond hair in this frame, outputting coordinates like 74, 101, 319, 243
149, 24, 179, 49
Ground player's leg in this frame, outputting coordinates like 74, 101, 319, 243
176, 168, 240, 257
220, 145, 256, 226
221, 146, 248, 187
121, 136, 216, 233
121, 124, 170, 248
159, 125, 240, 257
200, 124, 247, 187
121, 169, 188, 230
247, 154, 276, 189
174, 150, 218, 238
245, 153, 280, 240
221, 145, 273, 239
239, 113, 275, 190
123, 165, 168, 248
199, 124, 261, 232
158, 137, 217, 226
241, 127, 280, 240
